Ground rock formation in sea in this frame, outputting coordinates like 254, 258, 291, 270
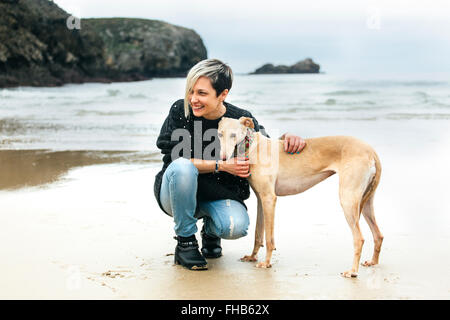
251, 58, 320, 74
0, 0, 207, 88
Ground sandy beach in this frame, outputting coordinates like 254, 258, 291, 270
1, 138, 449, 299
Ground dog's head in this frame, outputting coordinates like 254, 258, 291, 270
217, 116, 254, 160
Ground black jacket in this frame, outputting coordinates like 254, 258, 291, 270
154, 99, 268, 215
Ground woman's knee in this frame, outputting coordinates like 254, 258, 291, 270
160, 158, 198, 217
166, 157, 198, 182
219, 214, 249, 240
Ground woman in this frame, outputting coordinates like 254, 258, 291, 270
154, 59, 305, 270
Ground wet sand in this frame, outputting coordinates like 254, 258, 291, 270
0, 150, 159, 190
0, 149, 449, 299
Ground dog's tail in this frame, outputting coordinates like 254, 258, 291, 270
360, 151, 382, 213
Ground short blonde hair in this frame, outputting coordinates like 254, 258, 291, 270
184, 59, 233, 118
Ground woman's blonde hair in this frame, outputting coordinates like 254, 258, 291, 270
184, 59, 233, 118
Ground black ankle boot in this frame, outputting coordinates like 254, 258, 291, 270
174, 235, 208, 270
201, 226, 222, 258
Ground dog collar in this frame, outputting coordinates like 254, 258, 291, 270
237, 127, 255, 158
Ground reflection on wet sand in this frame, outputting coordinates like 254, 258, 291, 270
0, 150, 159, 190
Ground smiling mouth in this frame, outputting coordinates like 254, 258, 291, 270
192, 105, 204, 111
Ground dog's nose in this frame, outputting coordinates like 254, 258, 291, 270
220, 153, 227, 161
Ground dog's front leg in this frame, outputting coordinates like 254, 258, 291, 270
241, 193, 264, 262
256, 193, 277, 268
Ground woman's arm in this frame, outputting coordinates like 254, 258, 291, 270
191, 158, 250, 178
190, 158, 216, 173
156, 100, 186, 158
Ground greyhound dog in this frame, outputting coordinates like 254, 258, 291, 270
217, 116, 383, 278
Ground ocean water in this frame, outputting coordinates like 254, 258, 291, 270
1, 73, 449, 165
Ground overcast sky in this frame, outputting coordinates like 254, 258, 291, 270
53, 0, 450, 74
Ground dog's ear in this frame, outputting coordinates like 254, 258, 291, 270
239, 117, 254, 129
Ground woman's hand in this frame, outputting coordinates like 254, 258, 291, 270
219, 157, 250, 178
282, 133, 306, 154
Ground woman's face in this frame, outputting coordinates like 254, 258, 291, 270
189, 76, 228, 118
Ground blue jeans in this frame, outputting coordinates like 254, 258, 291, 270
160, 157, 250, 239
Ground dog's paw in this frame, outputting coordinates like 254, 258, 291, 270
340, 270, 358, 278
256, 261, 272, 268
240, 255, 257, 262
361, 260, 378, 267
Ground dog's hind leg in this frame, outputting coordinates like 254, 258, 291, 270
361, 194, 384, 267
340, 198, 364, 278
241, 193, 264, 262
339, 168, 366, 278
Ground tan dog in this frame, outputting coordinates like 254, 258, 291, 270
217, 116, 383, 278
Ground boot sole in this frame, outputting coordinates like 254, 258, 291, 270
174, 257, 208, 270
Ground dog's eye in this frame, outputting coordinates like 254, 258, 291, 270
218, 133, 223, 138
230, 133, 236, 138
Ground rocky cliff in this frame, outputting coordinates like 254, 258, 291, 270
0, 0, 207, 88
251, 58, 320, 74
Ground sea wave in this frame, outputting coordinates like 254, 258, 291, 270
324, 90, 373, 96
75, 110, 145, 117
385, 113, 450, 120
275, 117, 297, 121
262, 107, 318, 114
261, 102, 382, 114
128, 93, 147, 99
0, 118, 65, 134
400, 81, 447, 87
300, 116, 379, 121
0, 137, 42, 146
414, 91, 429, 97
429, 101, 450, 108
107, 89, 121, 97
297, 113, 450, 121
341, 80, 448, 88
